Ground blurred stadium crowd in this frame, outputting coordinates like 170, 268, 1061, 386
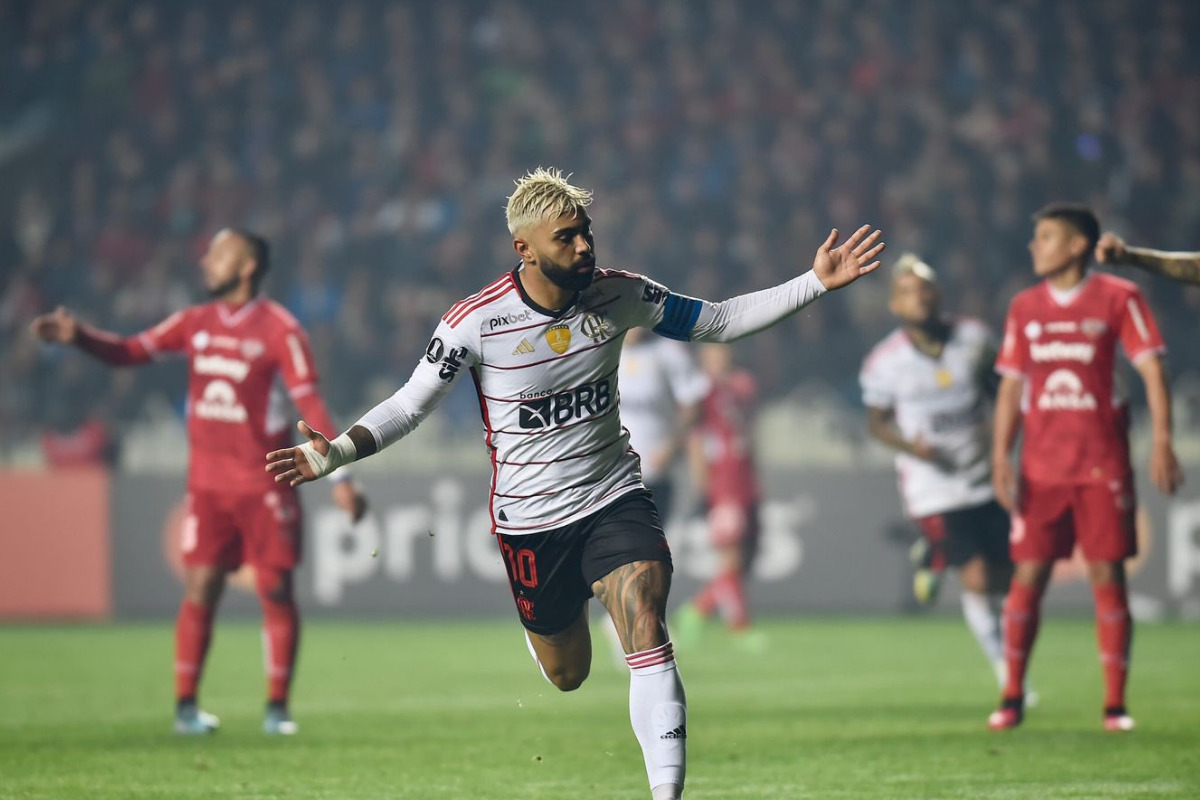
2, 0, 1199, 467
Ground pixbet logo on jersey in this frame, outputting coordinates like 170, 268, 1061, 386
518, 378, 612, 429
488, 309, 532, 330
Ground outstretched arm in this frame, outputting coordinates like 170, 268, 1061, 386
30, 306, 156, 365
688, 225, 884, 342
266, 324, 477, 486
1096, 233, 1200, 286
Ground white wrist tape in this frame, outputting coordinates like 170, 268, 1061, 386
298, 432, 357, 479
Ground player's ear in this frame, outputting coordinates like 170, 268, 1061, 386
513, 236, 533, 263
1070, 233, 1090, 260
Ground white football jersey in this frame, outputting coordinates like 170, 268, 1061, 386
859, 318, 997, 518
365, 267, 708, 535
618, 338, 709, 483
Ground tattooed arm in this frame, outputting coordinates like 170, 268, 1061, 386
592, 561, 672, 654
1096, 233, 1200, 286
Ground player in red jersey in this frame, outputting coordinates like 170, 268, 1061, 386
1095, 232, 1200, 285
675, 344, 765, 648
31, 229, 366, 735
989, 205, 1182, 732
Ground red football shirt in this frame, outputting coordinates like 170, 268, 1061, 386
79, 299, 339, 493
700, 369, 760, 505
995, 272, 1164, 485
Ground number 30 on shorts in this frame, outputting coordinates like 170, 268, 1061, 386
500, 542, 539, 588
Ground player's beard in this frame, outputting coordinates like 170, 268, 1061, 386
539, 252, 597, 293
206, 273, 241, 299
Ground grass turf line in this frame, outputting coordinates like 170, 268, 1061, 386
0, 618, 1197, 799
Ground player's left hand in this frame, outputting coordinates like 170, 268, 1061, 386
332, 480, 368, 522
265, 420, 328, 486
812, 225, 885, 290
1149, 440, 1184, 496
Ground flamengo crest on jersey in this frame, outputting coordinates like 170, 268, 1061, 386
860, 318, 996, 518
423, 268, 691, 535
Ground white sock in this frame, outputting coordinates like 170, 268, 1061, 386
961, 590, 1006, 687
524, 631, 554, 686
626, 642, 686, 798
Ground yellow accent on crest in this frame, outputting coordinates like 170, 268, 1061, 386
936, 368, 953, 387
546, 324, 571, 355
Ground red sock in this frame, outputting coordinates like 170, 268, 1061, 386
258, 572, 300, 705
1092, 582, 1132, 710
175, 600, 215, 702
1002, 580, 1042, 700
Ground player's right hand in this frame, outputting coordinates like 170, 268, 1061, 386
1095, 232, 1127, 265
265, 420, 329, 486
29, 306, 78, 344
992, 457, 1017, 512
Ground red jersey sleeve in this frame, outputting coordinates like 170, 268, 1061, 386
275, 323, 340, 438
75, 309, 191, 366
1116, 288, 1165, 363
995, 300, 1028, 377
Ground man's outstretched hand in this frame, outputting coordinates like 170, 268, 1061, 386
812, 225, 886, 290
30, 306, 79, 344
266, 421, 329, 487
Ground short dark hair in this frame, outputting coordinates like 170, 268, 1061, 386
1032, 203, 1100, 253
228, 228, 271, 289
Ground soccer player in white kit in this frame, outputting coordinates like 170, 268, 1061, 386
619, 327, 709, 521
859, 254, 1015, 692
267, 168, 885, 800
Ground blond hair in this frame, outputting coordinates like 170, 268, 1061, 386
505, 167, 593, 235
892, 252, 937, 284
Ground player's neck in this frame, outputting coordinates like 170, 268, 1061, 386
905, 319, 948, 357
518, 266, 575, 313
217, 286, 257, 308
1044, 262, 1087, 291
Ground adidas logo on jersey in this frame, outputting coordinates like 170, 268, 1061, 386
512, 339, 535, 356
660, 725, 687, 740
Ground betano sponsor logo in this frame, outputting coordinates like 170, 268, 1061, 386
1030, 340, 1095, 363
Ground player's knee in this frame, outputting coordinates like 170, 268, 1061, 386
545, 662, 590, 692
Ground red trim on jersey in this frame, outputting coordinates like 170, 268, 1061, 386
482, 335, 621, 372
262, 300, 303, 330
480, 295, 622, 338
494, 481, 643, 532
471, 366, 500, 534
444, 275, 516, 327
492, 476, 610, 500
594, 268, 642, 282
496, 435, 625, 466
479, 365, 620, 403
861, 328, 908, 375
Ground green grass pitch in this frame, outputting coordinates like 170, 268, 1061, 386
1, 617, 1197, 799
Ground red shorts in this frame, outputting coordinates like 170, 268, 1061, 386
181, 488, 302, 570
1011, 476, 1136, 563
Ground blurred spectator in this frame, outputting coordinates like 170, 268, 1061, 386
3, 0, 1200, 462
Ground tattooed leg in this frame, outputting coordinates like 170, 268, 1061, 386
593, 560, 672, 655
596, 559, 686, 799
